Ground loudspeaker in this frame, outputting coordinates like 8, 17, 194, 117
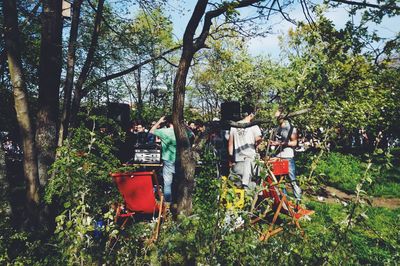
221, 101, 241, 122
107, 102, 130, 131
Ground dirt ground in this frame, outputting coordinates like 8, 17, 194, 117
312, 185, 400, 209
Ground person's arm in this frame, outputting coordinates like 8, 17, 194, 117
286, 128, 298, 147
228, 135, 234, 157
254, 126, 262, 146
150, 116, 165, 134
270, 127, 297, 147
228, 129, 234, 165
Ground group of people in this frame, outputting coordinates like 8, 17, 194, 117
147, 104, 303, 208
228, 105, 302, 206
148, 116, 208, 204
126, 121, 158, 147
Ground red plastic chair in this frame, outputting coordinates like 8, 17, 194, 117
111, 171, 164, 241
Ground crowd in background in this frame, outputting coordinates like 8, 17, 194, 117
1, 120, 398, 164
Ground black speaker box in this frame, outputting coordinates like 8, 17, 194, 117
107, 102, 130, 131
221, 101, 241, 122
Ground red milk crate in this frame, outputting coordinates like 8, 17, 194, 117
269, 159, 289, 176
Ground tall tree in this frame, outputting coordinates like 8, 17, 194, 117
36, 0, 63, 185
3, 0, 40, 224
279, 15, 399, 142
58, 0, 84, 146
172, 0, 274, 214
123, 7, 175, 119
70, 0, 105, 127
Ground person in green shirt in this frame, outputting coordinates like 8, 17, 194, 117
150, 115, 176, 203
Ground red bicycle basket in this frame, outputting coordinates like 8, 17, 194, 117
270, 160, 289, 176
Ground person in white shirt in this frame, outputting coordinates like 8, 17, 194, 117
228, 104, 262, 188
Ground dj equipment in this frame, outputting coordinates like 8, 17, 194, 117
133, 148, 161, 164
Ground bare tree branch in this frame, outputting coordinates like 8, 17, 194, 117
195, 0, 262, 50
161, 56, 179, 67
85, 45, 181, 92
329, 0, 400, 12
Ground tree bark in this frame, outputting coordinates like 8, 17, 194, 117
70, 0, 105, 127
3, 0, 40, 223
172, 0, 209, 215
58, 0, 83, 146
0, 136, 11, 218
134, 67, 143, 119
36, 0, 63, 186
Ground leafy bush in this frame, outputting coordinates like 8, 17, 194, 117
43, 117, 126, 264
369, 147, 400, 198
1, 128, 399, 265
45, 117, 121, 212
0, 202, 57, 265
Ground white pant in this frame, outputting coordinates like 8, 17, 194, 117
232, 159, 257, 186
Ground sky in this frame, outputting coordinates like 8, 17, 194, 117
164, 1, 400, 60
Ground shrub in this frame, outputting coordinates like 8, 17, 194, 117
44, 117, 125, 264
45, 117, 121, 212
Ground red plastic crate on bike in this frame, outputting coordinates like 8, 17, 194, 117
262, 159, 289, 207
270, 159, 289, 176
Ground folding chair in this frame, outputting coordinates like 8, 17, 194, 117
111, 171, 165, 242
252, 159, 314, 241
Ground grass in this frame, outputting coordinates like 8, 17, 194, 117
300, 201, 400, 264
298, 150, 400, 198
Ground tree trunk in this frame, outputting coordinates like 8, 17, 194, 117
134, 67, 143, 120
172, 0, 209, 215
70, 0, 105, 127
3, 0, 40, 223
36, 0, 63, 186
173, 51, 197, 214
171, 0, 260, 214
58, 0, 83, 146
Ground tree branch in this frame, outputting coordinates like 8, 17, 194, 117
74, 0, 105, 91
161, 56, 179, 67
329, 0, 400, 12
184, 0, 209, 47
195, 0, 277, 50
84, 45, 181, 93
